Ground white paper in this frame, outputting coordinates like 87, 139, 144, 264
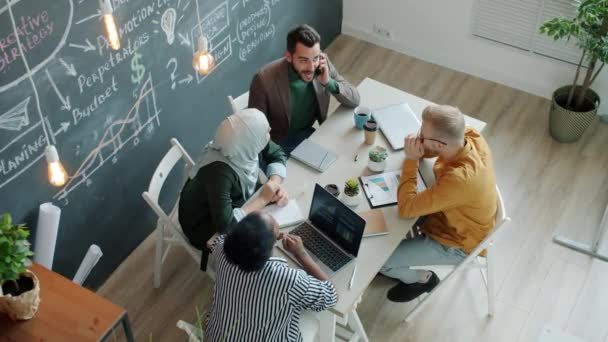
72, 244, 103, 285
262, 200, 305, 228
34, 202, 61, 269
361, 170, 427, 208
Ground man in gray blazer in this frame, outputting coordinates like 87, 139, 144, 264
248, 24, 360, 154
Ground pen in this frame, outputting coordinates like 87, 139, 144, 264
349, 264, 357, 290
354, 154, 359, 162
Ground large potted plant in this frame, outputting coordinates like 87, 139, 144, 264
0, 213, 40, 320
540, 0, 608, 142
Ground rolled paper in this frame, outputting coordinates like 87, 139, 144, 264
33, 202, 61, 269
72, 244, 103, 285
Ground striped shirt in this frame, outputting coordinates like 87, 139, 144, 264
205, 236, 338, 342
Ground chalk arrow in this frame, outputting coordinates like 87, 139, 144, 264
45, 69, 72, 111
58, 58, 77, 76
178, 33, 191, 47
53, 121, 70, 136
69, 39, 95, 53
178, 74, 194, 84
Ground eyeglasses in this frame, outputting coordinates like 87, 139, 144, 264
418, 130, 447, 146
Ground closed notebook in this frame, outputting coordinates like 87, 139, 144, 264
359, 209, 389, 237
290, 139, 337, 172
262, 200, 305, 228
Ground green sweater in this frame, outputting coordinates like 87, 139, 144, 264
287, 65, 339, 134
178, 141, 286, 249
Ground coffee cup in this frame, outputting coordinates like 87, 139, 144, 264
354, 106, 371, 130
363, 119, 378, 145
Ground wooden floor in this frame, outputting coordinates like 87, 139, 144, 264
98, 35, 608, 342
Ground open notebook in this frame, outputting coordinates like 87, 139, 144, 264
261, 199, 305, 228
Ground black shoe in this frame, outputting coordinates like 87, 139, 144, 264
386, 271, 440, 303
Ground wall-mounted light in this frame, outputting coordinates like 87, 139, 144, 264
45, 145, 67, 187
99, 0, 120, 50
192, 36, 215, 75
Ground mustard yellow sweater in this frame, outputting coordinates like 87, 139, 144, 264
397, 128, 497, 254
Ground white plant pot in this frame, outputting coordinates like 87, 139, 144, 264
341, 192, 361, 207
368, 159, 387, 172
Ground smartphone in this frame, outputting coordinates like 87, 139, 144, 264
314, 66, 323, 77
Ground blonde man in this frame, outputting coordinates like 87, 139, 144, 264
380, 104, 497, 302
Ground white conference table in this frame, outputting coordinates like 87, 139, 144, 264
276, 77, 486, 341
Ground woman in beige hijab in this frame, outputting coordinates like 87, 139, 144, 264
179, 108, 288, 269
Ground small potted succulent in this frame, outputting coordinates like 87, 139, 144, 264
342, 178, 361, 207
368, 146, 388, 172
0, 213, 40, 320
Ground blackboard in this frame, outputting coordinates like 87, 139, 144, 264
0, 0, 342, 288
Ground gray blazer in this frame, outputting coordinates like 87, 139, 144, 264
248, 57, 360, 143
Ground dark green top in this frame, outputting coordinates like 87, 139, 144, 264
178, 141, 287, 250
287, 65, 339, 135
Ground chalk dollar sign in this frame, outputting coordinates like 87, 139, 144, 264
130, 53, 146, 84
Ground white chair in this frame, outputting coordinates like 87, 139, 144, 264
142, 138, 211, 288
227, 91, 249, 114
403, 185, 511, 323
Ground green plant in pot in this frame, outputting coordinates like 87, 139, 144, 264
540, 0, 608, 142
342, 178, 361, 207
368, 146, 388, 172
0, 213, 40, 320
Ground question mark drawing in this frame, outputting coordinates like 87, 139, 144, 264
166, 58, 178, 90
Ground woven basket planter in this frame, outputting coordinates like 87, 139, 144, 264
549, 86, 600, 143
0, 270, 40, 320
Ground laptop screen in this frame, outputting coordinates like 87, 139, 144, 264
308, 184, 366, 257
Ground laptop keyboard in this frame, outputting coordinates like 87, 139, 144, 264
290, 222, 351, 271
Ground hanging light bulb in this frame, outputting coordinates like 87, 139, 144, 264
192, 36, 215, 75
99, 0, 120, 50
45, 145, 67, 187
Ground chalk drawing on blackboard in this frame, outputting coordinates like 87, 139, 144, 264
0, 97, 31, 131
178, 33, 191, 47
130, 53, 146, 84
75, 9, 101, 25
53, 74, 161, 203
166, 58, 178, 90
179, 74, 193, 85
0, 121, 46, 189
58, 58, 77, 77
45, 69, 72, 111
189, 1, 231, 83
0, 0, 74, 93
160, 8, 177, 45
69, 39, 96, 53
191, 1, 229, 43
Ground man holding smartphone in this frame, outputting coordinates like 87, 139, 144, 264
249, 24, 360, 154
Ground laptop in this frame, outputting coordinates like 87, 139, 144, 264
289, 139, 337, 172
277, 184, 366, 277
372, 102, 421, 150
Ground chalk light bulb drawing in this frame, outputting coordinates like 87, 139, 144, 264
99, 0, 120, 50
192, 36, 215, 75
160, 8, 176, 45
45, 145, 67, 187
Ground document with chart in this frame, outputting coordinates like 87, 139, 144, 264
360, 170, 427, 208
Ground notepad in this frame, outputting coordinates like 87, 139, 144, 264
373, 102, 421, 151
359, 209, 389, 237
262, 200, 305, 228
290, 139, 337, 172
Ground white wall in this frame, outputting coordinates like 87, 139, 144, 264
343, 0, 608, 114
